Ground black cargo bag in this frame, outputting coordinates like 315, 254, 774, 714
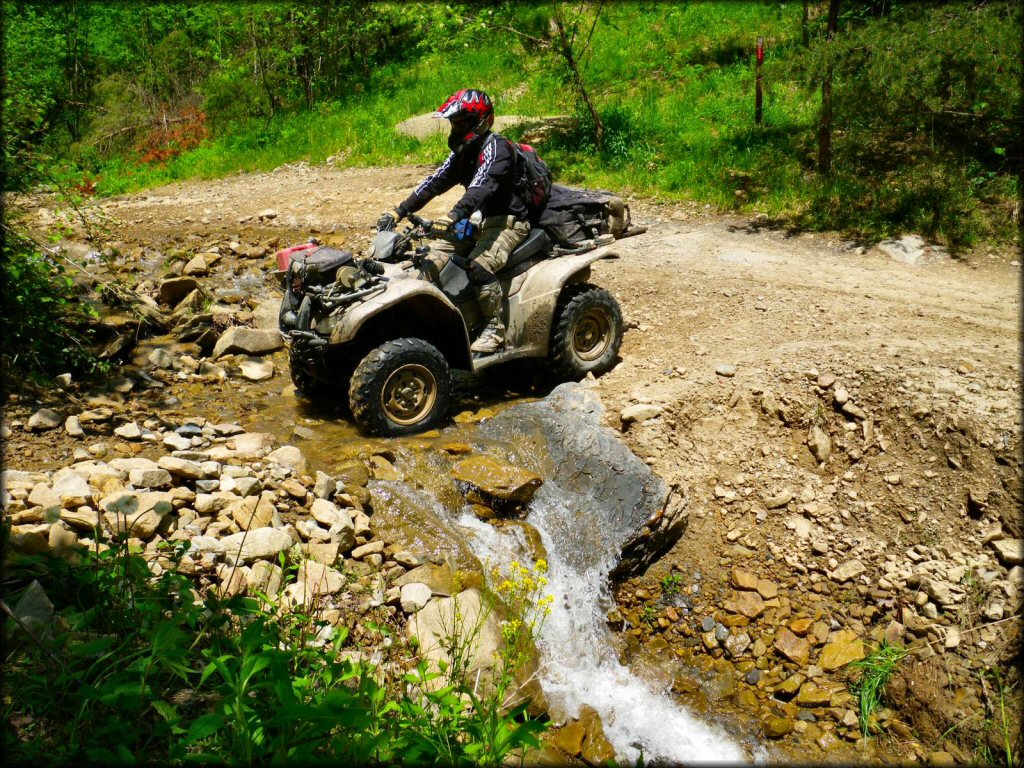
288, 246, 354, 286
537, 184, 630, 247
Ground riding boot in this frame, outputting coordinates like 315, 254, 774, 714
470, 282, 505, 354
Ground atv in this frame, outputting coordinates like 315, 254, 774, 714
277, 209, 643, 437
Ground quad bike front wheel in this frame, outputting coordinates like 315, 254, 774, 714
550, 283, 623, 379
349, 338, 451, 436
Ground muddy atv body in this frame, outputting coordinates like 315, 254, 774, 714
277, 214, 642, 436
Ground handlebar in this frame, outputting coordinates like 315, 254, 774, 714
407, 213, 433, 231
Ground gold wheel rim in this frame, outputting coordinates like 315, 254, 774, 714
572, 309, 612, 362
382, 364, 437, 426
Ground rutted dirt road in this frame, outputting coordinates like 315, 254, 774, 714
7, 162, 1022, 764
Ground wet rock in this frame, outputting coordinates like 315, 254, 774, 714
762, 715, 794, 739
819, 629, 865, 671
212, 326, 283, 358
795, 682, 833, 707
774, 628, 811, 665
451, 455, 543, 506
158, 276, 199, 306
28, 408, 62, 432
577, 705, 616, 766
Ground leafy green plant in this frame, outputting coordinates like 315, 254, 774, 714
848, 640, 909, 737
660, 572, 684, 602
0, 227, 106, 391
3, 496, 552, 766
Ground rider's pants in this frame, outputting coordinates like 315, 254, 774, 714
433, 215, 530, 328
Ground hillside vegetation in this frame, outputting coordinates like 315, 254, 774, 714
5, 1, 1020, 248
1, 1, 1020, 384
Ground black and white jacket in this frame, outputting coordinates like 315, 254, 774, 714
398, 133, 528, 224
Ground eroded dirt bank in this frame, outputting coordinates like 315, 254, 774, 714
4, 162, 1022, 764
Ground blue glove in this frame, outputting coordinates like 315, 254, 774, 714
453, 218, 476, 241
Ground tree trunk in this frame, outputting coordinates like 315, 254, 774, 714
551, 10, 604, 149
817, 0, 840, 176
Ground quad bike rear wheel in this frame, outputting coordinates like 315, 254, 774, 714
349, 338, 451, 436
550, 283, 623, 379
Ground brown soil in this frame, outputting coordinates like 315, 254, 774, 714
6, 162, 1022, 764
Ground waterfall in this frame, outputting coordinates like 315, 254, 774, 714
455, 482, 755, 764
380, 384, 761, 763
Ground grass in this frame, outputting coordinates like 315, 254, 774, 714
50, 2, 1017, 250
848, 640, 909, 737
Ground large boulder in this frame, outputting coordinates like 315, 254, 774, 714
451, 455, 542, 507
481, 383, 688, 578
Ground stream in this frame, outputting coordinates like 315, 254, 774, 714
362, 384, 762, 763
132, 337, 765, 762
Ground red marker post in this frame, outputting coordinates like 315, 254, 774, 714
755, 36, 765, 125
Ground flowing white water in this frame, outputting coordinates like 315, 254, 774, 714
455, 484, 756, 764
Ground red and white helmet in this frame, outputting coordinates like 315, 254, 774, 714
434, 88, 494, 147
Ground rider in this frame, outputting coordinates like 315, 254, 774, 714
377, 88, 530, 355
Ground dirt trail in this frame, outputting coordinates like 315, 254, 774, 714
10, 163, 1023, 763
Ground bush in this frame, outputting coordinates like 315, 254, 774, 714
0, 232, 104, 392
2, 498, 550, 766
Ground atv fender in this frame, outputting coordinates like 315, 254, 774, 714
330, 273, 473, 369
501, 246, 620, 359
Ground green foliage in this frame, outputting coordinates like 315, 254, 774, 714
3, 498, 549, 765
0, 228, 105, 392
660, 572, 684, 602
848, 640, 908, 737
3, 1, 1018, 248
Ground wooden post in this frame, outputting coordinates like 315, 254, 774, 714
755, 36, 764, 125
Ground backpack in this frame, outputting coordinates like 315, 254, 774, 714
491, 134, 553, 220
